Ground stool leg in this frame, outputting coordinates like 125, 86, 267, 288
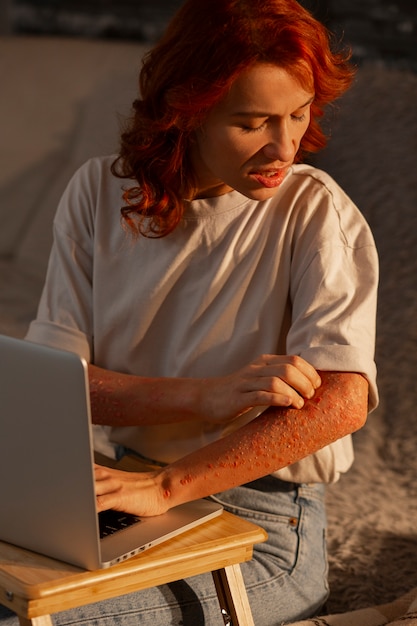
212, 564, 254, 626
18, 616, 53, 626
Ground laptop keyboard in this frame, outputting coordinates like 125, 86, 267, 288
99, 509, 141, 539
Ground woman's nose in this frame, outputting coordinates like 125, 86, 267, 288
263, 123, 295, 163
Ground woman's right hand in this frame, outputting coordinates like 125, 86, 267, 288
196, 354, 321, 424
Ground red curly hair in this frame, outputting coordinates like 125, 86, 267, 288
112, 0, 355, 237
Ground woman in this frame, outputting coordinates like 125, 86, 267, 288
1, 0, 378, 624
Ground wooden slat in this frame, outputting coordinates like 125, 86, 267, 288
212, 564, 255, 626
18, 617, 53, 626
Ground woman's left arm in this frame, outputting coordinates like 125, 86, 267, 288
94, 370, 368, 516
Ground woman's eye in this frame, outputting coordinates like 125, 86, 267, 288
291, 113, 306, 123
241, 122, 266, 133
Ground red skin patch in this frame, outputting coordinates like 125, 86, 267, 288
165, 372, 368, 505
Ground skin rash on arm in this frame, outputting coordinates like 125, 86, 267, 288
159, 371, 368, 507
88, 364, 204, 427
93, 371, 369, 516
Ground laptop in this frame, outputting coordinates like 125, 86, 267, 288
0, 334, 223, 570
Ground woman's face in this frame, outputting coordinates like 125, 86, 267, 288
190, 63, 314, 200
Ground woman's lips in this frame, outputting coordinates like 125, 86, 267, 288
249, 168, 288, 188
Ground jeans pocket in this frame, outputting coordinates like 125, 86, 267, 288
209, 487, 302, 574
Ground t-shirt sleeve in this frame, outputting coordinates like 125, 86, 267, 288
286, 173, 379, 411
25, 161, 97, 361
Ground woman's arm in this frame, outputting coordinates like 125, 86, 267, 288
94, 371, 368, 516
88, 354, 321, 426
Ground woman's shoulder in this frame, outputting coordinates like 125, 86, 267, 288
286, 163, 362, 219
290, 163, 346, 194
282, 164, 374, 248
54, 155, 124, 234
71, 154, 119, 186
59, 154, 124, 210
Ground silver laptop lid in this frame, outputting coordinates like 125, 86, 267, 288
0, 335, 223, 571
0, 335, 102, 569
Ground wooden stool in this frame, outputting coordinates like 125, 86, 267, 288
0, 511, 267, 626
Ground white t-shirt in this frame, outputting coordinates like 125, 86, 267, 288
26, 156, 378, 483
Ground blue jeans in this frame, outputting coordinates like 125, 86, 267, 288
0, 478, 328, 625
